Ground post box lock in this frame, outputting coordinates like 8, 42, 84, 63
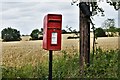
53, 29, 56, 31
43, 14, 62, 50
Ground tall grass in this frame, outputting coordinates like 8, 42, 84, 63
1, 48, 119, 79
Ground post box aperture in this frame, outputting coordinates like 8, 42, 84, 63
43, 14, 62, 50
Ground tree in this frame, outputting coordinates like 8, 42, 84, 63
95, 28, 107, 37
71, 0, 120, 76
116, 28, 120, 36
66, 25, 79, 36
1, 27, 21, 41
66, 25, 72, 33
102, 19, 115, 29
108, 26, 117, 36
40, 28, 43, 35
30, 29, 40, 40
62, 29, 67, 34
102, 18, 117, 36
72, 29, 79, 37
108, 26, 116, 32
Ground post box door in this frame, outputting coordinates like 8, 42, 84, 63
47, 29, 61, 50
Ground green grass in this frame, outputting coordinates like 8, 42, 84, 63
1, 48, 119, 79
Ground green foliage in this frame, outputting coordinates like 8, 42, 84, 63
62, 29, 67, 34
108, 26, 116, 32
101, 18, 120, 37
116, 28, 120, 36
30, 29, 40, 40
102, 19, 116, 37
95, 28, 107, 37
84, 48, 118, 78
2, 49, 118, 79
52, 50, 79, 78
2, 63, 48, 79
1, 27, 21, 41
30, 28, 43, 40
116, 28, 120, 32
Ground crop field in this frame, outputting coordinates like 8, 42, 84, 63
0, 34, 119, 78
1, 34, 119, 67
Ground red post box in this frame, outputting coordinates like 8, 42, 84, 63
43, 14, 62, 51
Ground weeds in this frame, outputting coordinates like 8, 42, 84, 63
1, 49, 118, 79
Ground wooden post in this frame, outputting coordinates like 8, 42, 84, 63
79, 3, 90, 76
79, 10, 85, 76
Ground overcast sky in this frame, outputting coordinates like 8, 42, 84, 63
0, 0, 119, 35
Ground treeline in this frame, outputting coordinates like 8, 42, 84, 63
95, 27, 120, 37
1, 27, 120, 41
1, 27, 43, 42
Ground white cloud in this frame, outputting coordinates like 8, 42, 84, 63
1, 0, 71, 2
1, 2, 79, 35
0, 1, 119, 35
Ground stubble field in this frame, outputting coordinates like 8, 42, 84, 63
1, 34, 120, 68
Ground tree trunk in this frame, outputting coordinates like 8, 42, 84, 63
79, 3, 90, 76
